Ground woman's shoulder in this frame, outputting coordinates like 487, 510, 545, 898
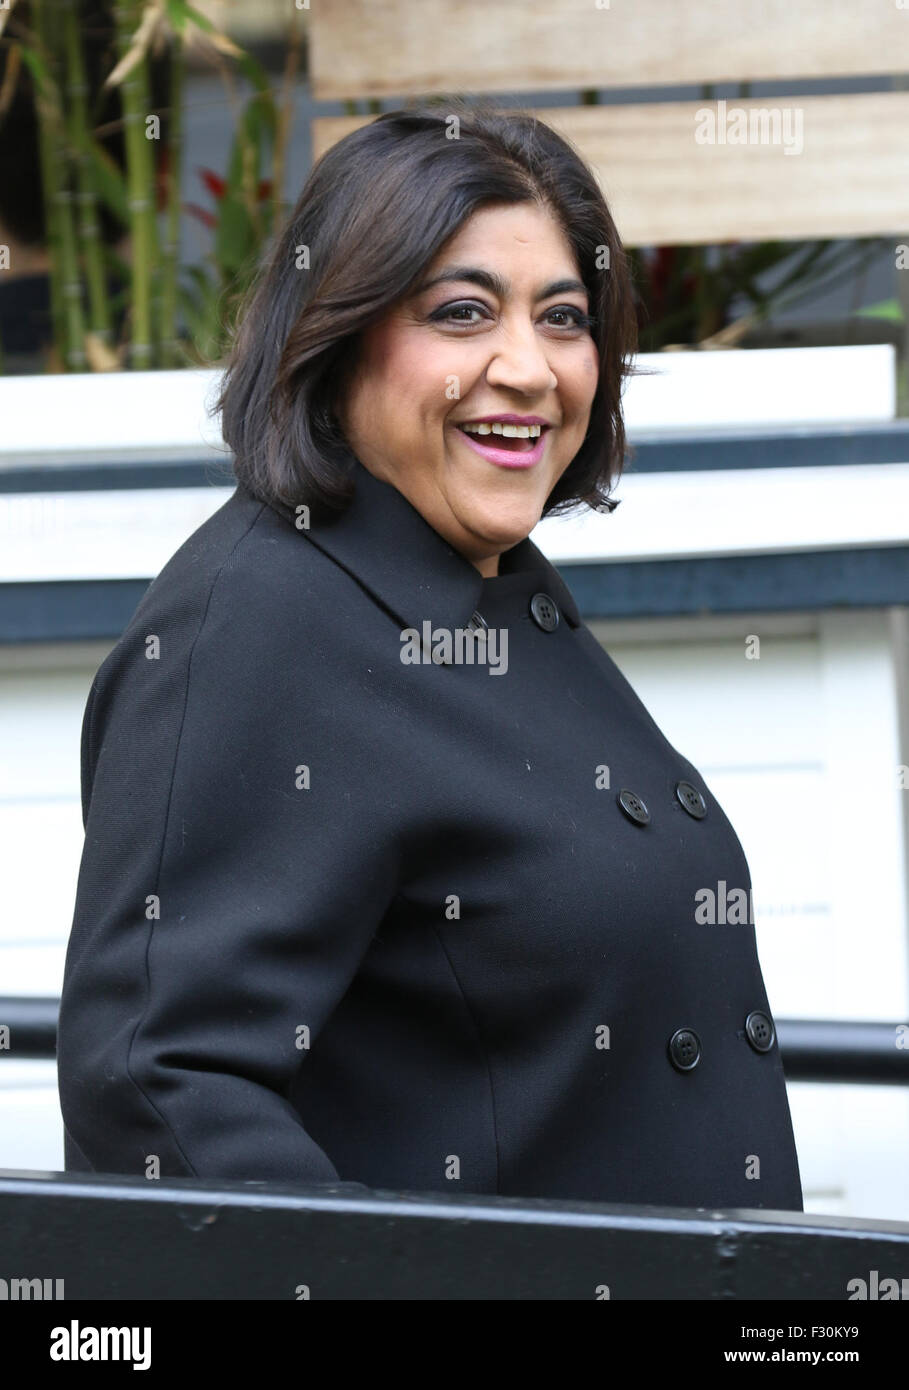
89, 485, 358, 706
132, 484, 350, 634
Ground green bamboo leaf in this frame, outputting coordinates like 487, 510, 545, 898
178, 271, 229, 360
768, 240, 841, 294
235, 49, 273, 99
727, 242, 789, 276
17, 42, 53, 98
85, 138, 129, 225
179, 264, 220, 321
853, 297, 905, 322
176, 284, 206, 336
177, 1, 270, 96
224, 122, 254, 198
183, 262, 215, 290
246, 86, 277, 142
165, 0, 190, 34
731, 277, 771, 312
777, 240, 883, 297
214, 195, 256, 274
769, 240, 890, 316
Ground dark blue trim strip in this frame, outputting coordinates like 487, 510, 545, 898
0, 457, 235, 493
625, 422, 909, 473
3, 548, 908, 641
0, 580, 150, 642
1, 423, 908, 492
562, 547, 909, 619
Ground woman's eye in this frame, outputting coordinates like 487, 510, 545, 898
429, 302, 593, 330
431, 302, 489, 325
544, 306, 592, 330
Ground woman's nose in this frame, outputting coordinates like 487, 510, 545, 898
484, 321, 556, 396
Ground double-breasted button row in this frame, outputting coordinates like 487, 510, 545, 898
617, 780, 707, 827
667, 1011, 777, 1072
470, 594, 560, 633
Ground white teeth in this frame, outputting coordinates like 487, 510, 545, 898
461, 422, 542, 438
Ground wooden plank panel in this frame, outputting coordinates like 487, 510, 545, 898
309, 0, 909, 101
312, 93, 909, 244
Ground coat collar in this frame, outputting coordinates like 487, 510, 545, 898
266, 458, 581, 635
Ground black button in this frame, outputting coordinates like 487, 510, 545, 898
676, 780, 707, 819
529, 593, 559, 632
668, 1027, 701, 1071
744, 1010, 775, 1053
617, 788, 650, 826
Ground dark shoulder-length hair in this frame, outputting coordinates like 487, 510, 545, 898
215, 97, 640, 521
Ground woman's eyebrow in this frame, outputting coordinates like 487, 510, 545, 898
414, 265, 588, 300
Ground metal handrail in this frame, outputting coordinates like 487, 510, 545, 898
0, 1167, 908, 1300
1, 997, 907, 1083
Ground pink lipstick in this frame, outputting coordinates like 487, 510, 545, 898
452, 417, 551, 470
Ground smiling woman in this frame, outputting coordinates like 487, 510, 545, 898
336, 200, 604, 575
57, 100, 804, 1214
215, 100, 637, 539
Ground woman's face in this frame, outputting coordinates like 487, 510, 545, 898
336, 201, 600, 577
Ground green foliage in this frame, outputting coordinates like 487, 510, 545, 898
854, 298, 905, 323
629, 237, 895, 351
2, 22, 899, 373
0, 0, 286, 372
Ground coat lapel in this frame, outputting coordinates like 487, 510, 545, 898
264, 457, 582, 635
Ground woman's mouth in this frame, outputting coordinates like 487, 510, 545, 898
454, 420, 550, 469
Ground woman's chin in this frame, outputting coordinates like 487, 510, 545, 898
467, 509, 541, 552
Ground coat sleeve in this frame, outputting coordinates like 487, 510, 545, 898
57, 548, 400, 1185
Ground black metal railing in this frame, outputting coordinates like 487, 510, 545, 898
2, 997, 906, 1084
0, 1167, 908, 1300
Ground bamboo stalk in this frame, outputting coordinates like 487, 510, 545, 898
62, 0, 112, 347
31, 30, 67, 368
242, 112, 259, 241
159, 30, 184, 365
35, 0, 86, 370
133, 20, 162, 366
113, 0, 156, 369
271, 11, 302, 240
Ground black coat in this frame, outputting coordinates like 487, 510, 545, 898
58, 459, 804, 1210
